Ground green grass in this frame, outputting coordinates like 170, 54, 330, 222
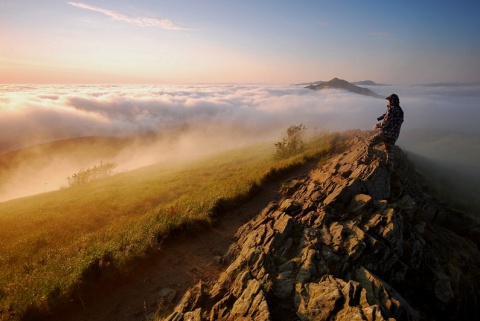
0, 133, 338, 320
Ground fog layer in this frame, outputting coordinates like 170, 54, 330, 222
1, 83, 479, 201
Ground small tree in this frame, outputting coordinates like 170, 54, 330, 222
274, 124, 306, 159
67, 161, 117, 187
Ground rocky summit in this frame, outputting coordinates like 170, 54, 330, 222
165, 131, 480, 321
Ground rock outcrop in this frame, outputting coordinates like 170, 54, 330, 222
164, 131, 480, 321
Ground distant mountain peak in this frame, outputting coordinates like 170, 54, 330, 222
306, 77, 383, 98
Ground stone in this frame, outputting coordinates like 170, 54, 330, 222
434, 276, 454, 304
347, 193, 372, 213
354, 267, 418, 320
273, 270, 294, 299
295, 276, 344, 321
230, 279, 271, 320
159, 288, 177, 303
165, 130, 480, 321
183, 308, 202, 321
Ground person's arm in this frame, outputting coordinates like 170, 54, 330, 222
374, 109, 389, 129
379, 107, 399, 129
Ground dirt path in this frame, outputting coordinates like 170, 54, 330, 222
48, 160, 319, 321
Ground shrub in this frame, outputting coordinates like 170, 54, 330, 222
274, 124, 306, 159
67, 161, 117, 187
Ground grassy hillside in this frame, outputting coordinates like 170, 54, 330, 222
0, 135, 160, 201
0, 132, 339, 320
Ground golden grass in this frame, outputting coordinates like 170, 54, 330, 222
0, 133, 338, 320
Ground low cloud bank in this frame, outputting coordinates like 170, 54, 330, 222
0, 84, 375, 152
2, 83, 479, 152
0, 83, 478, 201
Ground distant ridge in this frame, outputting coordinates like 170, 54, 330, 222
306, 77, 383, 98
353, 80, 389, 86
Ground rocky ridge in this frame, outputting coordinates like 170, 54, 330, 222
164, 131, 480, 321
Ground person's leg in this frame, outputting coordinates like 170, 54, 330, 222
360, 132, 383, 163
384, 140, 395, 172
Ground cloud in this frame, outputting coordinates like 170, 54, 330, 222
2, 83, 480, 154
68, 2, 185, 30
1, 83, 479, 201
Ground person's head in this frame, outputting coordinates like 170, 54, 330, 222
385, 94, 400, 107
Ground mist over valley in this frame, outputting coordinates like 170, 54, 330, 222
1, 82, 479, 202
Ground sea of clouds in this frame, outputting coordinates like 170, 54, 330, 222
0, 83, 479, 201
0, 84, 380, 153
1, 83, 480, 152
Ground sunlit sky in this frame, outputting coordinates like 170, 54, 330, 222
1, 0, 479, 84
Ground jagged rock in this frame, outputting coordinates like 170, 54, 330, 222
159, 288, 177, 303
354, 267, 418, 320
183, 309, 202, 321
164, 130, 480, 321
295, 275, 344, 321
228, 279, 271, 320
347, 194, 372, 213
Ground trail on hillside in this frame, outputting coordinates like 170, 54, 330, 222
159, 131, 480, 321
47, 159, 321, 321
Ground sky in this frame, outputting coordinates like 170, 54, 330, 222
1, 0, 479, 84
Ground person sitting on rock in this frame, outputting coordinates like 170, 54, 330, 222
360, 93, 404, 172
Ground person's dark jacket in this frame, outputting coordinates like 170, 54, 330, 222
377, 104, 404, 143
